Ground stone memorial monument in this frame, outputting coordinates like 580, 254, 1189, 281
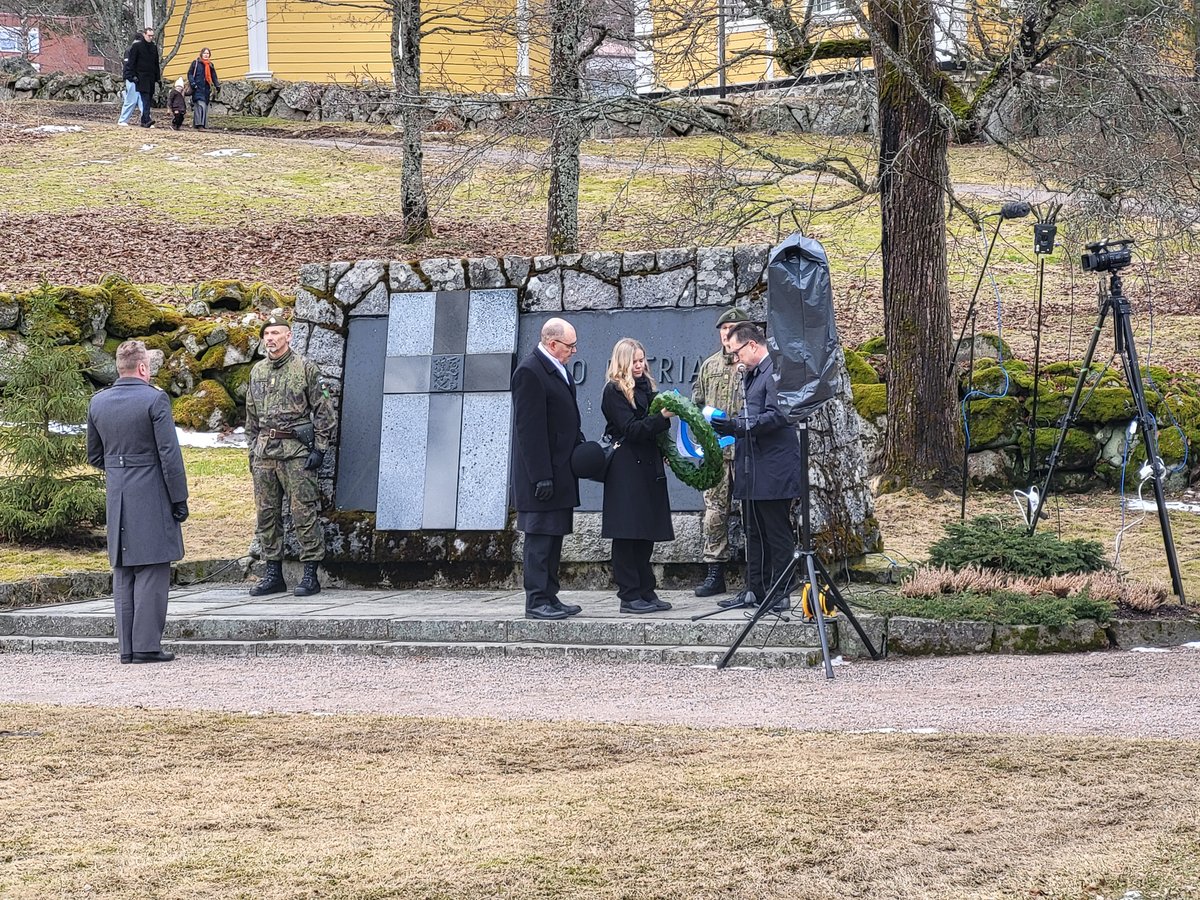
288, 246, 880, 579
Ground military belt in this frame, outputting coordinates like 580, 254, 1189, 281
264, 428, 298, 439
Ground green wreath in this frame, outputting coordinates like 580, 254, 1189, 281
649, 392, 724, 491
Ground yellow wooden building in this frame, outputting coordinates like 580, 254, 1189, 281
162, 0, 526, 92
160, 0, 969, 94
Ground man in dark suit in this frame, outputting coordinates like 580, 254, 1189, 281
87, 340, 190, 664
510, 317, 585, 620
712, 322, 801, 612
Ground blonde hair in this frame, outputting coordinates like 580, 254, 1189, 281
605, 338, 655, 406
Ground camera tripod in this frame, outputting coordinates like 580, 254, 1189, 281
701, 420, 886, 678
1026, 268, 1185, 600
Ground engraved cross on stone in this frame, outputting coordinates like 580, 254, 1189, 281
376, 289, 518, 531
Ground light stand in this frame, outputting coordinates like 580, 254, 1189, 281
950, 203, 1030, 520
716, 420, 885, 677
1026, 249, 1185, 600
1018, 210, 1058, 513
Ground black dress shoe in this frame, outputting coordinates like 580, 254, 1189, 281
554, 600, 583, 616
119, 654, 132, 664
645, 596, 672, 611
525, 603, 569, 620
717, 591, 753, 609
131, 650, 175, 663
619, 598, 658, 614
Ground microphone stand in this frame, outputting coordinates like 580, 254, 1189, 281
950, 213, 1005, 520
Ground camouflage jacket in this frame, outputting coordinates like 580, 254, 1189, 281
245, 349, 335, 459
691, 349, 743, 460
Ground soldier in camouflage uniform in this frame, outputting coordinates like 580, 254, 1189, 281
245, 311, 336, 597
690, 307, 749, 597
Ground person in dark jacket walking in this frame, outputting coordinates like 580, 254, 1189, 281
86, 340, 189, 664
712, 322, 801, 612
168, 77, 186, 129
510, 317, 585, 620
127, 26, 161, 127
186, 47, 220, 129
600, 338, 675, 614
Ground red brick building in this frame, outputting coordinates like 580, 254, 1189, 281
0, 14, 108, 73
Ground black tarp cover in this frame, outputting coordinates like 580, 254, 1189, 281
765, 232, 841, 422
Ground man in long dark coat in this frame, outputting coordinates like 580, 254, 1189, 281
87, 340, 189, 663
712, 322, 801, 612
127, 26, 161, 127
510, 317, 584, 620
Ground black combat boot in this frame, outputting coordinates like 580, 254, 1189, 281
694, 563, 727, 597
294, 562, 322, 597
249, 560, 287, 596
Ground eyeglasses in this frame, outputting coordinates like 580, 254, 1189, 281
553, 338, 578, 350
728, 342, 750, 358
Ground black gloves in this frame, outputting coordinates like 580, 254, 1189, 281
712, 416, 745, 437
171, 501, 189, 523
534, 479, 554, 502
304, 448, 325, 471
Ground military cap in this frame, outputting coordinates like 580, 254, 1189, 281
715, 307, 750, 327
260, 309, 292, 335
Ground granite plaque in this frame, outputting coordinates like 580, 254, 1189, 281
375, 289, 518, 530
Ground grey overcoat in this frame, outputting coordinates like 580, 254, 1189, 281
87, 377, 189, 567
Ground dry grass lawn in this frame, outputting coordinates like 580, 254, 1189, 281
0, 705, 1197, 899
0, 447, 254, 581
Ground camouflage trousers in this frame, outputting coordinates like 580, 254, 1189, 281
251, 455, 324, 562
701, 458, 736, 563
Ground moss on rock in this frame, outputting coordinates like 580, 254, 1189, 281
172, 379, 237, 430
843, 348, 879, 385
104, 275, 183, 337
970, 359, 1033, 396
966, 397, 1021, 450
852, 383, 887, 421
17, 284, 109, 343
1033, 426, 1100, 470
198, 344, 226, 370
219, 363, 253, 402
858, 335, 886, 355
1031, 387, 1147, 427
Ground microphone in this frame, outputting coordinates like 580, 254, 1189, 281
736, 363, 747, 374
1000, 201, 1032, 220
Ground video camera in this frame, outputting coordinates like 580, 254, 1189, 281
1081, 238, 1134, 274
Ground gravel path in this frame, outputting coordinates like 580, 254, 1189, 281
3, 648, 1199, 738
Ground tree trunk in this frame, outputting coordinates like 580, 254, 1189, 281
546, 0, 583, 254
392, 0, 433, 243
869, 0, 960, 487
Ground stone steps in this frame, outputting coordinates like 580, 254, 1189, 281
0, 610, 833, 649
0, 635, 826, 668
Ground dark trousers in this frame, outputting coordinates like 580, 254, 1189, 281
743, 499, 796, 604
523, 533, 563, 610
611, 538, 656, 603
171, 110, 184, 129
138, 91, 153, 124
112, 562, 171, 657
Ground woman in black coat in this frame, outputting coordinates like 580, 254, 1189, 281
601, 338, 675, 614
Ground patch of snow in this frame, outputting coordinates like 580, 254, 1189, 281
1128, 646, 1171, 653
1127, 499, 1200, 514
22, 124, 83, 133
241, 152, 258, 158
165, 154, 181, 161
1182, 642, 1200, 650
139, 144, 156, 152
205, 148, 244, 157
